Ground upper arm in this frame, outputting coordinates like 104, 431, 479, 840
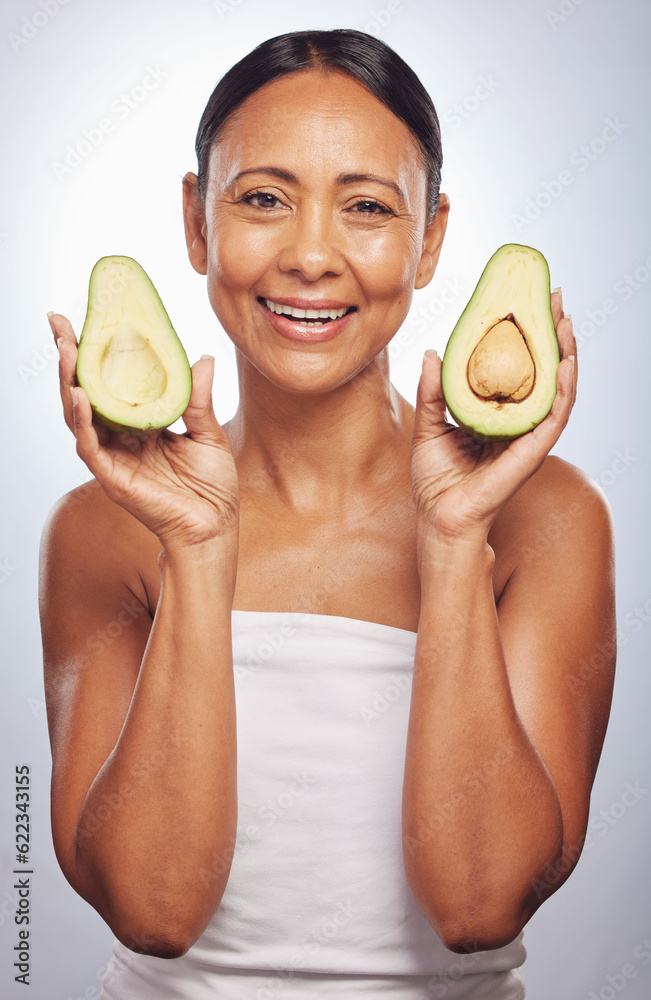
38, 483, 154, 898
492, 457, 616, 879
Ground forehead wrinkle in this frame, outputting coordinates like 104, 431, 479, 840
205, 72, 428, 215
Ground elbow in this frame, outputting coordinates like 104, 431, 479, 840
403, 843, 559, 954
65, 841, 228, 960
58, 863, 204, 959
424, 898, 528, 955
404, 869, 529, 954
112, 918, 200, 960
74, 885, 204, 959
99, 890, 218, 960
80, 889, 207, 959
80, 863, 230, 960
437, 916, 525, 955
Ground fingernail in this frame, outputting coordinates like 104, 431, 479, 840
565, 313, 573, 325
70, 387, 78, 409
422, 349, 439, 366
200, 354, 214, 362
568, 355, 575, 366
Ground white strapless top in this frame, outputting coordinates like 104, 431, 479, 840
101, 610, 526, 999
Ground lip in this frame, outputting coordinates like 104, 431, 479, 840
258, 297, 356, 343
258, 295, 356, 310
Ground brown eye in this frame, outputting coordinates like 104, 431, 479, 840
242, 191, 284, 209
352, 200, 391, 214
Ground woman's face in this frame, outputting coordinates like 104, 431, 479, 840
183, 68, 447, 393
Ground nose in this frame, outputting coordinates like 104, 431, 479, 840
276, 202, 346, 281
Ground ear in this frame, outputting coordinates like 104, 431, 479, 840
414, 193, 450, 290
182, 172, 208, 276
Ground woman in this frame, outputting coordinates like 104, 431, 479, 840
41, 28, 616, 1000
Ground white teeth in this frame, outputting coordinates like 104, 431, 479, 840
264, 299, 351, 321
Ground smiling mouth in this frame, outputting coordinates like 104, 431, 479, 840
259, 298, 356, 326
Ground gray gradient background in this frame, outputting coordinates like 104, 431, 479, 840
1, 0, 649, 997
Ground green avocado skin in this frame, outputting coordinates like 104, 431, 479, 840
90, 413, 163, 434
441, 244, 560, 442
76, 255, 192, 435
448, 416, 529, 444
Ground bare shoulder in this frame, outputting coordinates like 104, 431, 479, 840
43, 476, 135, 535
490, 455, 614, 578
40, 478, 158, 611
516, 453, 610, 509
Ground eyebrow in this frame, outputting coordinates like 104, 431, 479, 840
231, 167, 406, 201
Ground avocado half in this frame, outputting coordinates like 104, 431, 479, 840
441, 244, 560, 441
76, 256, 192, 433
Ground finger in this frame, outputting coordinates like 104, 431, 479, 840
49, 313, 78, 431
551, 287, 563, 328
550, 280, 577, 407
570, 323, 578, 405
556, 313, 578, 406
540, 353, 574, 440
49, 312, 111, 444
412, 350, 455, 445
180, 356, 229, 448
70, 386, 119, 483
48, 311, 76, 348
555, 310, 575, 359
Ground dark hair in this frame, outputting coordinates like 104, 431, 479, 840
195, 28, 442, 224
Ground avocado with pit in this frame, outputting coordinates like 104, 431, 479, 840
441, 244, 560, 441
76, 256, 192, 433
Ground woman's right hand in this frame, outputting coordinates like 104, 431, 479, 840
49, 312, 240, 547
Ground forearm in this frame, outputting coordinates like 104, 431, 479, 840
75, 534, 239, 952
402, 527, 563, 950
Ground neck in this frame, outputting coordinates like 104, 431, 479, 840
224, 349, 415, 517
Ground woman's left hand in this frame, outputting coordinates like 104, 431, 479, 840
411, 289, 577, 540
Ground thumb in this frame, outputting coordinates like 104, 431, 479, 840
180, 355, 226, 446
412, 349, 451, 445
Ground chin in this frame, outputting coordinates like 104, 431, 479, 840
252, 351, 373, 396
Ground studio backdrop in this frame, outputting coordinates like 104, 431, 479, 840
1, 1, 649, 998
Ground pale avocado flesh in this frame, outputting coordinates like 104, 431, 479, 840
76, 256, 192, 433
441, 244, 560, 441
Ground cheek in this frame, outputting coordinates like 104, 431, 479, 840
204, 225, 249, 330
206, 217, 273, 294
352, 229, 420, 306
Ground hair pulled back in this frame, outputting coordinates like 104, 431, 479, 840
195, 28, 443, 223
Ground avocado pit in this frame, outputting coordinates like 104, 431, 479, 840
467, 316, 535, 403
